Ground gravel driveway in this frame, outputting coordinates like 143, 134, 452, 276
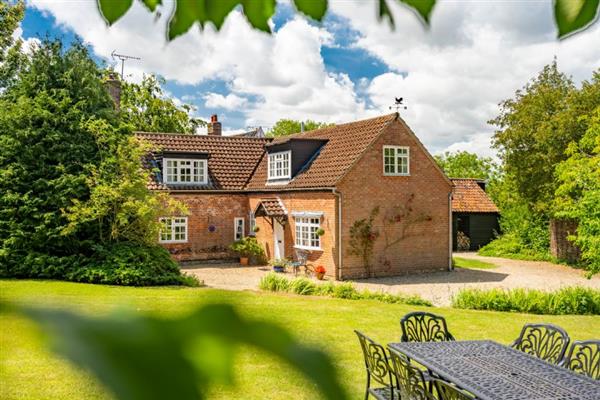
183, 253, 600, 306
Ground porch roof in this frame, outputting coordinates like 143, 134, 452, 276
254, 198, 288, 219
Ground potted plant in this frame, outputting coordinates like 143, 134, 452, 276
229, 237, 264, 266
271, 258, 288, 273
315, 265, 326, 280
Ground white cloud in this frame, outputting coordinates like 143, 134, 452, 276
331, 0, 600, 155
28, 0, 600, 157
204, 93, 247, 110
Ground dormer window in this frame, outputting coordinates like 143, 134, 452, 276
268, 150, 291, 180
164, 158, 207, 184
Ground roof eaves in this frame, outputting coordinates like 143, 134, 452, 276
333, 113, 399, 187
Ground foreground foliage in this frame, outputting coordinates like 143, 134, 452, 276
259, 273, 432, 306
453, 287, 600, 315
13, 302, 347, 400
95, 0, 599, 40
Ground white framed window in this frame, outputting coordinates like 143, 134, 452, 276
163, 158, 207, 184
383, 146, 410, 176
234, 217, 245, 241
267, 151, 291, 180
294, 216, 321, 250
159, 217, 188, 243
248, 212, 256, 236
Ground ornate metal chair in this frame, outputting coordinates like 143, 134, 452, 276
388, 347, 435, 400
433, 379, 476, 400
400, 312, 455, 343
511, 323, 570, 365
560, 340, 599, 380
289, 248, 312, 276
355, 330, 396, 400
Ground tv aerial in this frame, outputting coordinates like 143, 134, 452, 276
389, 97, 407, 113
111, 50, 141, 79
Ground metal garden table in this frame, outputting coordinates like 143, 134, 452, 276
388, 340, 600, 400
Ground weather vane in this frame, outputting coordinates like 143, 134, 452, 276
111, 50, 141, 79
389, 97, 407, 113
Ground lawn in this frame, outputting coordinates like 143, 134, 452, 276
1, 280, 599, 400
453, 256, 497, 270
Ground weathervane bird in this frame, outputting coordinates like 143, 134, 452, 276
389, 97, 407, 112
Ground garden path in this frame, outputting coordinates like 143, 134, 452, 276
183, 253, 600, 306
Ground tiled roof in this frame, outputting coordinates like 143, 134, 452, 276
254, 198, 287, 217
245, 113, 398, 190
451, 179, 499, 213
136, 133, 269, 190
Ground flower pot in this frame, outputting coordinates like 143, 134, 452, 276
316, 271, 325, 280
273, 265, 285, 273
240, 257, 249, 266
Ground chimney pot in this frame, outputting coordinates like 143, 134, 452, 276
207, 114, 222, 136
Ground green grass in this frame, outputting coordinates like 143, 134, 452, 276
2, 280, 600, 400
453, 256, 497, 270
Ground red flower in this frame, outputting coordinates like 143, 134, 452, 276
315, 265, 326, 274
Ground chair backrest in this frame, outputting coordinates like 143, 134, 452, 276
400, 312, 455, 342
561, 340, 600, 380
294, 248, 309, 264
354, 331, 394, 388
388, 347, 434, 400
434, 379, 476, 400
511, 323, 570, 364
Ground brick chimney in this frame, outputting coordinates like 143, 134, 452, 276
207, 114, 222, 136
105, 72, 121, 111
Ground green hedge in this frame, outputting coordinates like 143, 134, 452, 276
452, 287, 600, 315
1, 243, 200, 287
259, 273, 431, 306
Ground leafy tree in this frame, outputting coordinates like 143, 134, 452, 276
491, 62, 582, 215
554, 107, 600, 275
0, 40, 189, 285
95, 0, 599, 40
120, 74, 205, 133
434, 150, 498, 180
267, 119, 333, 137
0, 0, 25, 88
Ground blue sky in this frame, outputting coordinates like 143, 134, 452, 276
19, 0, 600, 156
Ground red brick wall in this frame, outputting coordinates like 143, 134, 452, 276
337, 120, 452, 279
248, 192, 338, 277
159, 193, 249, 262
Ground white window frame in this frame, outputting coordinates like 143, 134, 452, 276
163, 158, 208, 184
234, 217, 245, 241
383, 146, 410, 176
294, 216, 321, 250
267, 150, 292, 180
248, 211, 256, 236
158, 217, 188, 243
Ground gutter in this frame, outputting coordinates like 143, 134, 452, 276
448, 191, 453, 271
332, 188, 343, 280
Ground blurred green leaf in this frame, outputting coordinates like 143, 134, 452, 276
241, 0, 276, 33
554, 0, 600, 38
23, 303, 348, 400
97, 0, 133, 25
293, 0, 328, 20
378, 0, 395, 27
399, 0, 436, 24
141, 0, 162, 12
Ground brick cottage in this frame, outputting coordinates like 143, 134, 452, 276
138, 113, 453, 280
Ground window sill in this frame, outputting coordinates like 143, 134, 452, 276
159, 240, 188, 244
294, 245, 322, 251
383, 173, 410, 177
